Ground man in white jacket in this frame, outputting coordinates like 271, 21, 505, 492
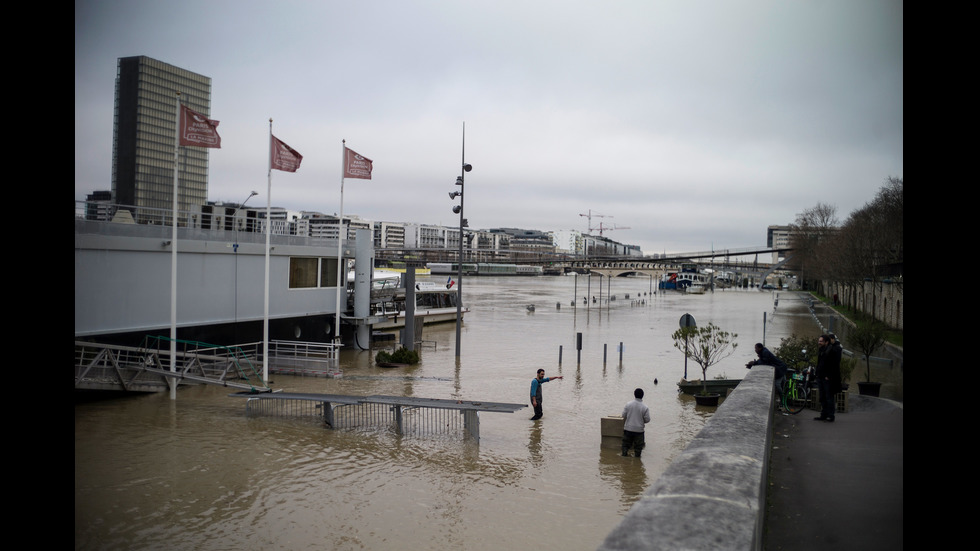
622, 388, 651, 457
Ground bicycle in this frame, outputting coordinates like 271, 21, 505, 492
781, 365, 814, 414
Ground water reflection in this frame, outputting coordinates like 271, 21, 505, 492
597, 446, 648, 511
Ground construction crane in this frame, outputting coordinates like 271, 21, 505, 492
579, 210, 629, 236
595, 222, 630, 237
579, 209, 611, 234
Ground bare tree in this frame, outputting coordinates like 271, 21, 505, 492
788, 203, 839, 292
823, 177, 903, 320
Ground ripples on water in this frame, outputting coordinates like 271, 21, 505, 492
76, 279, 814, 550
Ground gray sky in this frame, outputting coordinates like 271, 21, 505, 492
75, 0, 903, 255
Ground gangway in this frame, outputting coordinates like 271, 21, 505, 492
231, 392, 526, 442
75, 337, 273, 393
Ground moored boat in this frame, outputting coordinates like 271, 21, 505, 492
685, 282, 707, 294
660, 270, 710, 291
372, 278, 469, 330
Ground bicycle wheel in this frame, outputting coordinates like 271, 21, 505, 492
784, 383, 807, 414
777, 379, 790, 411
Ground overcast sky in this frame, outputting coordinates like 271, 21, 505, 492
75, 0, 902, 255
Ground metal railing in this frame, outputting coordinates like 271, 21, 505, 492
236, 393, 527, 441
268, 340, 341, 377
330, 402, 464, 437
75, 337, 272, 393
244, 398, 469, 440
75, 200, 352, 248
75, 201, 194, 227
140, 336, 267, 386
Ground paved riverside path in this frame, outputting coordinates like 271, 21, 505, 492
765, 395, 903, 550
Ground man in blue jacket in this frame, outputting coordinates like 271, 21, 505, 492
530, 369, 563, 420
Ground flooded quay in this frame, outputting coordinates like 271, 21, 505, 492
76, 278, 826, 550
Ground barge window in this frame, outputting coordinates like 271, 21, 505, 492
290, 257, 343, 289
319, 258, 339, 287
289, 257, 318, 288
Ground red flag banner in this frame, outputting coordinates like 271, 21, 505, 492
271, 135, 303, 172
179, 105, 221, 148
344, 147, 373, 179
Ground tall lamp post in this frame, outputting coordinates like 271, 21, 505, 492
449, 124, 472, 358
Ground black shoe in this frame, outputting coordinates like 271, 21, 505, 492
813, 416, 827, 421
826, 417, 835, 423
622, 451, 629, 457
530, 415, 541, 420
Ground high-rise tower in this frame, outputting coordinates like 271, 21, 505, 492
111, 56, 211, 212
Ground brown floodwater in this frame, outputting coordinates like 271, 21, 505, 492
76, 278, 831, 550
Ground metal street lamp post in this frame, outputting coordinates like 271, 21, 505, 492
450, 124, 472, 358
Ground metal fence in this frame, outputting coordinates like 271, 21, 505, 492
237, 393, 526, 441
244, 397, 465, 438
268, 340, 341, 377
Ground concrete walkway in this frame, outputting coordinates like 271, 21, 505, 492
766, 395, 903, 550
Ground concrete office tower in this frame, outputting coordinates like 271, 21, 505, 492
112, 56, 212, 212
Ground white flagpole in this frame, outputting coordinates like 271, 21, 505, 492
334, 140, 346, 342
264, 119, 273, 382
170, 92, 181, 400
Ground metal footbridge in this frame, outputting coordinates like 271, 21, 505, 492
75, 337, 273, 393
231, 391, 526, 441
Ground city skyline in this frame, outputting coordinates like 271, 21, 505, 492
76, 1, 903, 255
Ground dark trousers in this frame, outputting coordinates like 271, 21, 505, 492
531, 401, 543, 420
622, 430, 645, 456
818, 378, 835, 419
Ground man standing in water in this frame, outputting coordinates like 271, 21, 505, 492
529, 369, 563, 420
622, 388, 650, 457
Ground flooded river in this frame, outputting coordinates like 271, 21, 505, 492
76, 278, 825, 550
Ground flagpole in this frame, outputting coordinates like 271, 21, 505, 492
334, 140, 346, 343
264, 119, 273, 382
170, 92, 181, 400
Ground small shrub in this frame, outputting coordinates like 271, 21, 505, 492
773, 334, 819, 370
375, 347, 420, 365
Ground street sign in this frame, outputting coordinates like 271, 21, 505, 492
679, 313, 697, 328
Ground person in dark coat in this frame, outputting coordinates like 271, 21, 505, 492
815, 334, 842, 422
746, 343, 788, 401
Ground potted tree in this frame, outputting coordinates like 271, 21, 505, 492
672, 323, 739, 406
850, 323, 886, 396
